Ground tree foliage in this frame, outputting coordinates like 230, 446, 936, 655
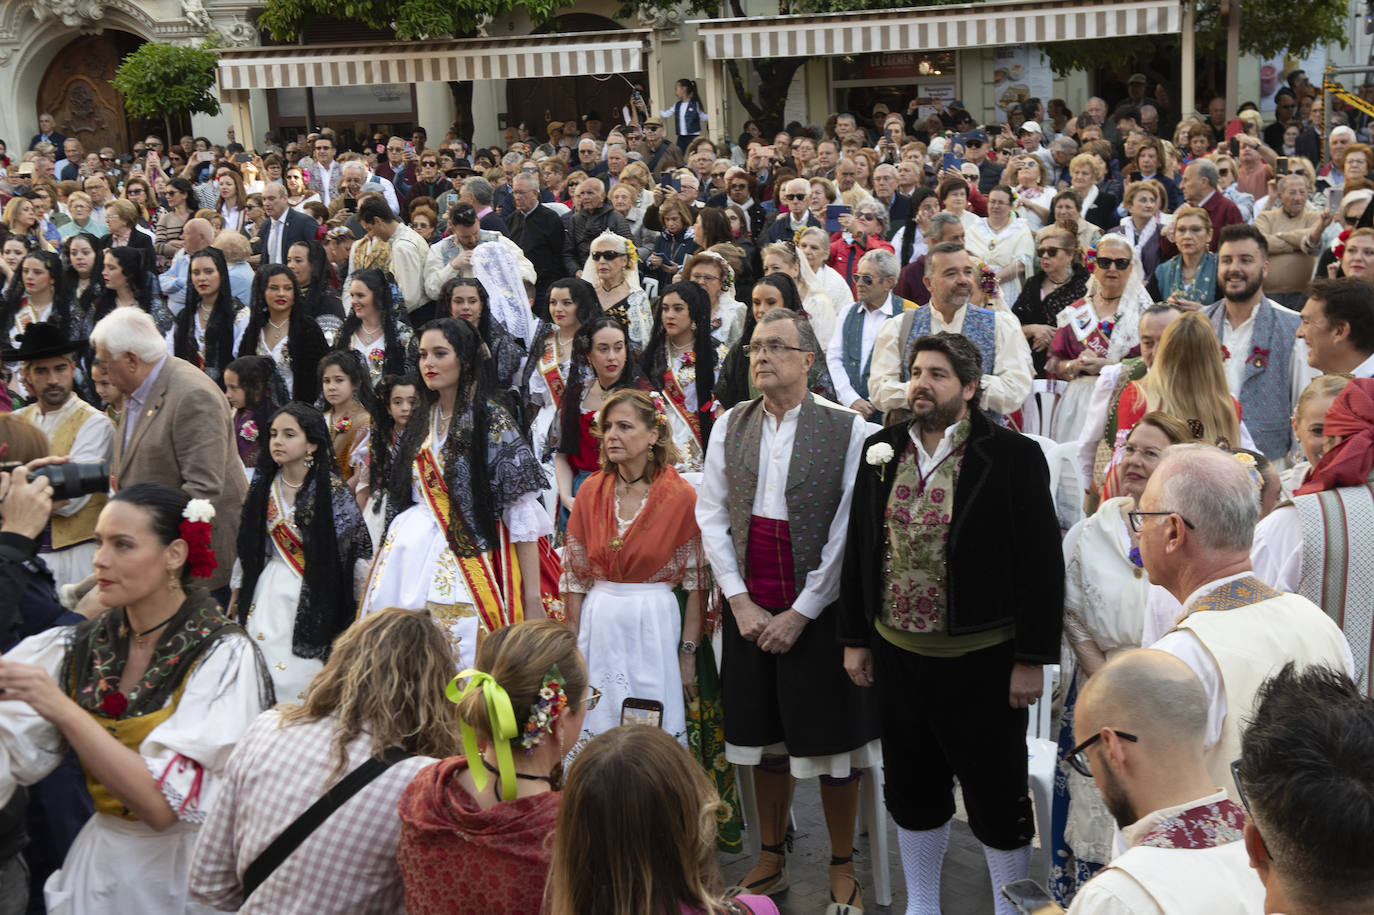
258, 0, 566, 42
111, 42, 221, 121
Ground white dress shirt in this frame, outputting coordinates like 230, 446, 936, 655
1351, 350, 1374, 378
695, 395, 877, 619
268, 215, 288, 264
826, 299, 894, 407
910, 419, 963, 475
866, 303, 1034, 416
159, 248, 191, 316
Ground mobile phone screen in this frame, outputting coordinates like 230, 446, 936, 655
620, 698, 663, 727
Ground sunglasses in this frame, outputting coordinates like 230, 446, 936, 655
965, 140, 984, 148
1036, 247, 1064, 258
784, 193, 807, 201
857, 212, 879, 222
590, 251, 624, 261
729, 182, 749, 190
854, 274, 882, 285
1093, 256, 1132, 270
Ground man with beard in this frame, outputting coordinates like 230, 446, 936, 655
1204, 225, 1317, 459
839, 331, 1063, 915
9, 322, 114, 589
867, 243, 1032, 423
1065, 650, 1265, 914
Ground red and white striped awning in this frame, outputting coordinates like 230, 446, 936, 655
216, 30, 651, 92
692, 0, 1180, 59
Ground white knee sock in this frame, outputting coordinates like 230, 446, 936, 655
897, 821, 950, 915
982, 843, 1032, 915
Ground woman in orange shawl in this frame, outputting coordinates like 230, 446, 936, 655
564, 388, 704, 748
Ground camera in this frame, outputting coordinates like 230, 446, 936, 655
0, 461, 109, 501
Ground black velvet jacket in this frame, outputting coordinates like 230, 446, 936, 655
837, 407, 1064, 664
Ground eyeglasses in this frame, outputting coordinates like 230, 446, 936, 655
645, 125, 663, 131
712, 171, 728, 179
1127, 510, 1197, 533
743, 342, 809, 357
729, 182, 749, 190
1093, 255, 1132, 270
965, 140, 984, 149
1175, 225, 1207, 235
854, 273, 883, 285
590, 250, 624, 261
1121, 443, 1164, 460
1036, 247, 1064, 258
1067, 729, 1138, 777
583, 686, 603, 710
784, 193, 807, 201
857, 212, 880, 222
1229, 759, 1271, 858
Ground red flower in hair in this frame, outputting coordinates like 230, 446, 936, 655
101, 691, 128, 717
179, 520, 218, 579
1335, 228, 1353, 261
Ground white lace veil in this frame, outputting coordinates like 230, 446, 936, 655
472, 241, 534, 346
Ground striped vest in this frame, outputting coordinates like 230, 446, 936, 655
1296, 477, 1374, 696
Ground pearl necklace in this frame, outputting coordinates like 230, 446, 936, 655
267, 315, 289, 330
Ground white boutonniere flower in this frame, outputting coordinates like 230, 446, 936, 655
866, 442, 895, 481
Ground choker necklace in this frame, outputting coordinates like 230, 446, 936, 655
131, 610, 179, 649
267, 315, 289, 330
617, 468, 647, 486
480, 757, 552, 800
279, 471, 304, 490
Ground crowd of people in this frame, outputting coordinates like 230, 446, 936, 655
0, 70, 1373, 915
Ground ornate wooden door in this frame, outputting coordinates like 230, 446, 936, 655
36, 32, 142, 154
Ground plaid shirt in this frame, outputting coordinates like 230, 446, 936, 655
188, 709, 435, 913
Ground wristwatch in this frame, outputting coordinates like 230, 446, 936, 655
678, 640, 698, 655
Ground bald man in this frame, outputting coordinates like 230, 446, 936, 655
763, 177, 821, 244
1066, 650, 1264, 914
158, 217, 217, 315
1138, 444, 1352, 801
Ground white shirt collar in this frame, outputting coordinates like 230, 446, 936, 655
1198, 190, 1216, 208
908, 418, 964, 467
1351, 350, 1374, 379
762, 396, 806, 430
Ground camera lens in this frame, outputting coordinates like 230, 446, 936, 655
31, 461, 110, 501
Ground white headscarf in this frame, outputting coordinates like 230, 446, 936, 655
580, 231, 642, 292
472, 240, 533, 347
1081, 232, 1150, 362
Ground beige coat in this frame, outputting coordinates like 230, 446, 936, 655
1254, 205, 1322, 294
111, 356, 246, 591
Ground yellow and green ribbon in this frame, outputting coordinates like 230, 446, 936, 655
448, 668, 519, 802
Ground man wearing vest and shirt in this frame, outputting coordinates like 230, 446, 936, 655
1139, 444, 1352, 802
1205, 224, 1318, 460
8, 322, 114, 590
867, 243, 1033, 422
839, 332, 1063, 915
1066, 650, 1265, 915
1250, 377, 1374, 694
696, 308, 881, 913
825, 249, 915, 421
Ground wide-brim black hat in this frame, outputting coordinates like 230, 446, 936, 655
3, 321, 87, 362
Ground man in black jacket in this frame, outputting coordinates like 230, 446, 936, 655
506, 172, 567, 318
838, 331, 1062, 915
562, 178, 630, 275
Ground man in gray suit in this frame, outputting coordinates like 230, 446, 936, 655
92, 308, 246, 601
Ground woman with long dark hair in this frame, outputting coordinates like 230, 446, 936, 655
2, 249, 74, 345
237, 264, 329, 403
335, 268, 415, 386
713, 273, 836, 412
168, 247, 248, 385
365, 373, 421, 545
232, 403, 372, 703
318, 349, 379, 509
0, 483, 272, 913
554, 315, 649, 527
64, 232, 104, 337
440, 276, 525, 399
639, 281, 718, 472
92, 246, 170, 333
286, 239, 344, 320
358, 318, 551, 671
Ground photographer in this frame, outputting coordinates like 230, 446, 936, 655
0, 423, 89, 915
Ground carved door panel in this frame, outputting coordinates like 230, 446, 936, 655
36, 32, 141, 155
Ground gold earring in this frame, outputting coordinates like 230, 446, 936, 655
168, 573, 183, 593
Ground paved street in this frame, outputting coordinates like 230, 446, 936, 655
720, 776, 1050, 914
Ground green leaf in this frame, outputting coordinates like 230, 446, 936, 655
112, 42, 220, 120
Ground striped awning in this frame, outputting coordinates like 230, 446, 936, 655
216, 30, 651, 92
692, 0, 1180, 59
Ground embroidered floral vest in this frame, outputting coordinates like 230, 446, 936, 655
881, 421, 970, 633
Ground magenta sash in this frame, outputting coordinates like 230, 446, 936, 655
745, 516, 797, 611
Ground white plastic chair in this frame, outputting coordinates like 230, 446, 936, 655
1029, 378, 1063, 438
1026, 664, 1060, 880
1023, 434, 1085, 533
735, 761, 892, 907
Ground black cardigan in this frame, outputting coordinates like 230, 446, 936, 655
836, 408, 1064, 665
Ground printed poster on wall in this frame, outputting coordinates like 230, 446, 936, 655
1260, 47, 1327, 111
992, 46, 1052, 123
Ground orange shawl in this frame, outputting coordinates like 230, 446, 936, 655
565, 465, 700, 584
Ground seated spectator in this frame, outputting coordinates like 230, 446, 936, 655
397, 620, 590, 915
546, 725, 779, 915
1065, 650, 1264, 914
187, 608, 457, 911
1237, 664, 1374, 915
1068, 153, 1118, 231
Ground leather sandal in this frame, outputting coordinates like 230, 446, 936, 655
725, 842, 790, 897
823, 853, 863, 914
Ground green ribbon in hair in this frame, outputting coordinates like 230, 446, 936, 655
447, 668, 519, 802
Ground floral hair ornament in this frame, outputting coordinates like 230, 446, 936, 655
518, 665, 569, 751
1334, 228, 1352, 261
180, 499, 217, 579
448, 669, 520, 801
1232, 451, 1265, 492
647, 391, 670, 429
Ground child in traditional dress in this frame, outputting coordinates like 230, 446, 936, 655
224, 355, 283, 480
317, 349, 376, 510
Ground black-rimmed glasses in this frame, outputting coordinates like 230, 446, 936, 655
1066, 729, 1138, 776
590, 251, 624, 261
1093, 255, 1132, 270
1231, 759, 1271, 858
1127, 510, 1196, 533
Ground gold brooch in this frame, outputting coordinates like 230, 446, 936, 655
609, 537, 623, 551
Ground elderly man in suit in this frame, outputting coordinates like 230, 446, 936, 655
258, 182, 319, 265
92, 308, 246, 601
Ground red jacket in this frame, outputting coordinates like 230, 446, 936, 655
1159, 190, 1244, 256
828, 232, 895, 299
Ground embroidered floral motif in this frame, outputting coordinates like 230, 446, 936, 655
367, 347, 385, 369
1137, 800, 1248, 850
334, 416, 352, 434
239, 420, 259, 442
